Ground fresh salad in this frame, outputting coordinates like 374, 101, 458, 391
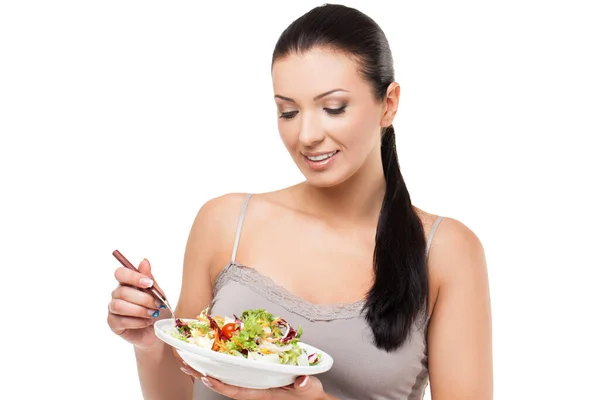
171, 308, 321, 366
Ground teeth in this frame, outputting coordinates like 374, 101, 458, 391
306, 151, 337, 161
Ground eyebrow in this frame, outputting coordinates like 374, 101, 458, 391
274, 88, 349, 103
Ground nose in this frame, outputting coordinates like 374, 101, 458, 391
298, 113, 325, 147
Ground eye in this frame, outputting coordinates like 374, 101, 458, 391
279, 111, 299, 120
324, 105, 347, 115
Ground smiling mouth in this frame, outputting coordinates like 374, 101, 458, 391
303, 150, 339, 162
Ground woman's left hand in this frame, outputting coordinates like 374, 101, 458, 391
179, 360, 329, 400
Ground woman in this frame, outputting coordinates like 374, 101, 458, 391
107, 4, 493, 400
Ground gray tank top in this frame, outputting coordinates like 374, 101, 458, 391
193, 194, 443, 400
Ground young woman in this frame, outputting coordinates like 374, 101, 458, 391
107, 4, 493, 400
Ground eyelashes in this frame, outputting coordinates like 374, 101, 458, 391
279, 111, 299, 120
324, 105, 347, 115
279, 105, 347, 120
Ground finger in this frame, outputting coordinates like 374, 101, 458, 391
114, 266, 155, 289
138, 258, 153, 277
198, 377, 266, 400
108, 298, 160, 319
178, 362, 207, 380
293, 375, 311, 391
172, 351, 197, 383
137, 258, 167, 298
111, 285, 162, 309
107, 313, 153, 334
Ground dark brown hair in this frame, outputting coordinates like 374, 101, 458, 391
271, 4, 428, 351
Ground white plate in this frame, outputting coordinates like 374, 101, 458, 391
154, 318, 334, 389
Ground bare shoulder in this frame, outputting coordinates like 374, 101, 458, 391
413, 207, 443, 238
427, 216, 487, 285
232, 186, 302, 222
194, 192, 251, 227
187, 193, 254, 279
193, 187, 298, 250
422, 215, 493, 398
414, 207, 488, 311
175, 193, 252, 317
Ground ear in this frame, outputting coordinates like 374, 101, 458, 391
380, 82, 400, 128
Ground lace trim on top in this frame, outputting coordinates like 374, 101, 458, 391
213, 262, 366, 321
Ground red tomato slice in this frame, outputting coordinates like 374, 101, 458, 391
221, 323, 239, 340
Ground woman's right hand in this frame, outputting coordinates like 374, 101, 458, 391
107, 258, 168, 349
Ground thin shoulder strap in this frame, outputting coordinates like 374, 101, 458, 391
231, 193, 253, 263
426, 216, 443, 258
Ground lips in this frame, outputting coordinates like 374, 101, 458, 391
302, 150, 340, 171
303, 150, 339, 161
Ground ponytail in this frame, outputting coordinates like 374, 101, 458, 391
271, 3, 430, 352
364, 125, 429, 351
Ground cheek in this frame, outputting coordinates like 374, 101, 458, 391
277, 121, 296, 151
328, 109, 379, 153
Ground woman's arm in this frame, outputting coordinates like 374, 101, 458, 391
426, 218, 493, 400
135, 194, 243, 399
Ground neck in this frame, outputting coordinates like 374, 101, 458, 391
299, 150, 386, 226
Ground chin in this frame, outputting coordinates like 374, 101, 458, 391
292, 152, 361, 188
305, 176, 344, 188
299, 167, 353, 189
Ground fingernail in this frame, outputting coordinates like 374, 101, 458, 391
298, 375, 309, 387
182, 361, 206, 377
201, 377, 212, 387
154, 300, 162, 309
180, 366, 192, 375
150, 310, 160, 318
140, 277, 153, 288
159, 304, 167, 309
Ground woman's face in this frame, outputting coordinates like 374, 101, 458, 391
272, 48, 395, 188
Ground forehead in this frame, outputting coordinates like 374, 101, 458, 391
272, 48, 365, 98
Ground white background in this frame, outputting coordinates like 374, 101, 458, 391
1, 1, 598, 399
